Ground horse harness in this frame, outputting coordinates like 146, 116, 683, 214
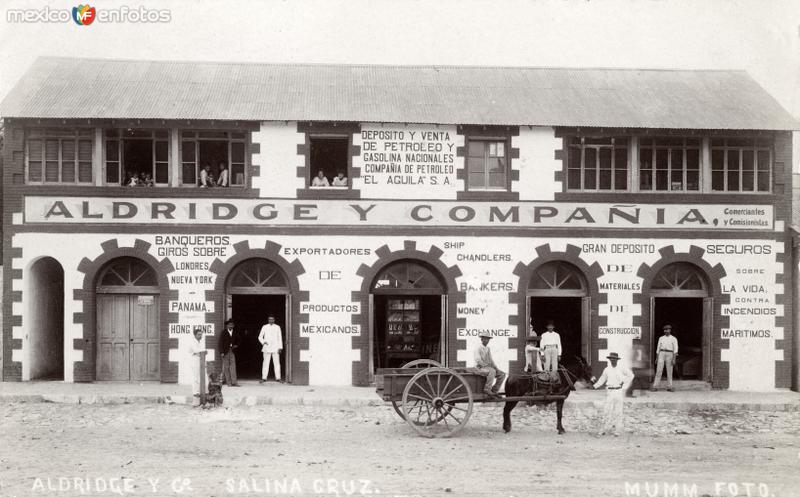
527, 365, 576, 394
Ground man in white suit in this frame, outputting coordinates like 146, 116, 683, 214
258, 315, 284, 383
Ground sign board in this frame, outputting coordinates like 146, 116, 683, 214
598, 326, 641, 339
25, 197, 774, 231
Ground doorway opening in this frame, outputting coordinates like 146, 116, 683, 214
374, 295, 442, 369
26, 257, 64, 381
653, 297, 703, 380
650, 262, 711, 382
370, 260, 446, 372
230, 294, 287, 380
226, 258, 291, 382
95, 257, 160, 381
527, 261, 590, 361
529, 297, 582, 359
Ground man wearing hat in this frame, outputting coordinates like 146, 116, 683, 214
651, 324, 679, 392
539, 320, 562, 380
473, 331, 506, 397
524, 331, 543, 373
593, 351, 633, 436
258, 315, 284, 383
218, 318, 241, 387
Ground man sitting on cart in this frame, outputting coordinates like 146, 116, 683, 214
474, 331, 507, 398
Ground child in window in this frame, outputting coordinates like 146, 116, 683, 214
199, 164, 215, 187
332, 170, 348, 187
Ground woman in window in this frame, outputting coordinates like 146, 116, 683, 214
217, 162, 230, 187
311, 169, 329, 187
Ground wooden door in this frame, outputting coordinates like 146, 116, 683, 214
702, 297, 713, 383
97, 294, 160, 381
97, 294, 131, 380
581, 296, 591, 362
130, 295, 160, 380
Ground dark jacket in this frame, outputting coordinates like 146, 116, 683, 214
218, 328, 240, 355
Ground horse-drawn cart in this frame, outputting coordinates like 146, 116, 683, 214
375, 359, 567, 438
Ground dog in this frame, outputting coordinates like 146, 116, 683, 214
205, 372, 224, 407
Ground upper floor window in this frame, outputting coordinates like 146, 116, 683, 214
466, 139, 507, 190
104, 129, 169, 186
567, 136, 628, 191
639, 138, 700, 192
27, 128, 93, 184
181, 130, 247, 188
711, 138, 771, 192
308, 136, 350, 188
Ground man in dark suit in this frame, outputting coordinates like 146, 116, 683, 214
218, 319, 241, 386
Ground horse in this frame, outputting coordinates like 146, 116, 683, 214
502, 355, 593, 434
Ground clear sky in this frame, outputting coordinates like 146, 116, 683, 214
1, 0, 798, 159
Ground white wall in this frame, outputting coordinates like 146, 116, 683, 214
515, 127, 562, 201
251, 122, 306, 197
10, 231, 786, 391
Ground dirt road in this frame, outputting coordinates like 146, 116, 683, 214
1, 401, 798, 497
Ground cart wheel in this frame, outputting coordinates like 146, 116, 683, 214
401, 367, 473, 438
391, 359, 442, 422
401, 359, 441, 369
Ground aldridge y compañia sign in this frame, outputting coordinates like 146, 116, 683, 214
24, 197, 773, 230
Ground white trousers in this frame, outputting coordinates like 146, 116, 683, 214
190, 357, 202, 406
653, 351, 675, 388
191, 362, 201, 395
602, 388, 624, 434
262, 352, 281, 380
543, 347, 559, 375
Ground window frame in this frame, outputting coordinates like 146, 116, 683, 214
307, 134, 352, 190
179, 130, 249, 187
638, 137, 702, 193
710, 137, 772, 193
103, 128, 170, 186
26, 128, 94, 185
464, 136, 511, 192
566, 136, 630, 192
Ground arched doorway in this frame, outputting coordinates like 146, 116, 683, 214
527, 261, 590, 360
96, 257, 160, 381
650, 262, 711, 382
370, 260, 446, 370
26, 257, 64, 381
225, 258, 290, 381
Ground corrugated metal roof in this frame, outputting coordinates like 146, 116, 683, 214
1, 57, 797, 129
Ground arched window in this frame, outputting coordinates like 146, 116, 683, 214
97, 257, 158, 293
226, 259, 288, 294
528, 261, 587, 296
372, 260, 444, 295
651, 262, 708, 296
